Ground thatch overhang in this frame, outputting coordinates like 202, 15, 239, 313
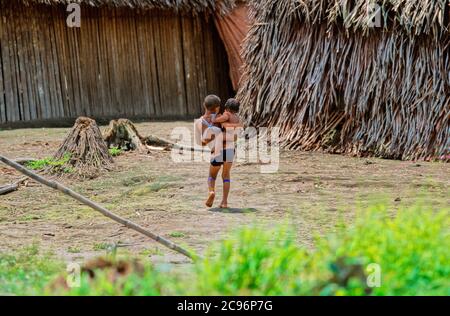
238, 0, 450, 160
15, 0, 238, 15
249, 0, 449, 37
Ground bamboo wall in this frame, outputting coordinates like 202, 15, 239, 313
0, 2, 233, 125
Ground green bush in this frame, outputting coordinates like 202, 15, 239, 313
196, 203, 449, 296
326, 203, 450, 295
0, 244, 62, 295
195, 227, 308, 295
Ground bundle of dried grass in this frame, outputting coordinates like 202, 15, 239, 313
50, 117, 113, 178
238, 0, 450, 160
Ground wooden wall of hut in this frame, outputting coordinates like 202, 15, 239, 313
0, 2, 233, 125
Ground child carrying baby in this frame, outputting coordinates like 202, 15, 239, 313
197, 96, 241, 208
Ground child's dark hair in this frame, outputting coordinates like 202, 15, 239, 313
224, 98, 240, 113
204, 95, 221, 111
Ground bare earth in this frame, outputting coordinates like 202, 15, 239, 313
0, 121, 448, 265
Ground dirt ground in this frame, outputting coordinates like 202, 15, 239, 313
0, 121, 449, 265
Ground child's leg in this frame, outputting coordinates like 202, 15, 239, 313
220, 162, 233, 208
206, 164, 221, 207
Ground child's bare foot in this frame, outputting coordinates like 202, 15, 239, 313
205, 191, 215, 208
219, 202, 228, 209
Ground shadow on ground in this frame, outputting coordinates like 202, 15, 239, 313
208, 208, 258, 214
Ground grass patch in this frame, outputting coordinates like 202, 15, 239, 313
0, 244, 62, 296
93, 243, 110, 251
67, 246, 81, 254
155, 175, 182, 183
139, 248, 163, 257
19, 214, 41, 221
121, 175, 153, 187
61, 201, 449, 296
26, 153, 73, 173
109, 147, 123, 157
3, 200, 449, 296
132, 183, 171, 195
169, 232, 185, 238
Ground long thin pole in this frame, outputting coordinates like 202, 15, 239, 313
0, 155, 196, 260
0, 177, 27, 195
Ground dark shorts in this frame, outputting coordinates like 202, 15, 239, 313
211, 149, 235, 166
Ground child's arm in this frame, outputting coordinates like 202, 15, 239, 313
222, 122, 243, 128
202, 136, 215, 146
213, 112, 230, 124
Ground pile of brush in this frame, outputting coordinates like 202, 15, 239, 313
103, 119, 149, 152
47, 117, 187, 178
49, 117, 113, 178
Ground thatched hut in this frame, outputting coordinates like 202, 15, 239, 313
238, 0, 449, 160
0, 0, 249, 126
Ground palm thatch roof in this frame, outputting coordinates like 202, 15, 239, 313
17, 0, 237, 14
265, 0, 450, 36
238, 0, 450, 160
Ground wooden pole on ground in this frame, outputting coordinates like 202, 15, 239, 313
0, 177, 27, 195
0, 154, 196, 260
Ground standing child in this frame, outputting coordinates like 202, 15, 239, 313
197, 95, 222, 152
206, 98, 242, 208
196, 96, 242, 208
